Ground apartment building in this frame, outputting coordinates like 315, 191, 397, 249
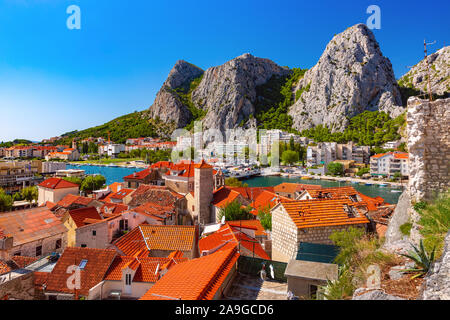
0, 160, 42, 194
98, 144, 125, 158
370, 151, 409, 178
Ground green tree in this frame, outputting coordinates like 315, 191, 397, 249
281, 150, 299, 166
0, 188, 13, 212
257, 206, 272, 231
355, 167, 370, 177
327, 162, 344, 176
80, 175, 106, 193
63, 176, 83, 185
393, 172, 402, 181
225, 177, 248, 188
218, 200, 252, 221
21, 186, 38, 206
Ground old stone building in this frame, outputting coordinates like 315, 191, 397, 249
271, 199, 369, 263
0, 207, 68, 260
408, 97, 450, 201
194, 160, 214, 225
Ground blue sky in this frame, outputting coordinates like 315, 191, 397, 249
0, 0, 448, 142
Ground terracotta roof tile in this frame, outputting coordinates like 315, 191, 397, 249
68, 207, 103, 228
113, 225, 196, 256
140, 247, 239, 300
11, 256, 38, 268
199, 223, 269, 260
45, 247, 117, 296
0, 207, 67, 247
280, 198, 370, 229
38, 178, 79, 190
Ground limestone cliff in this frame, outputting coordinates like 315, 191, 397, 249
399, 46, 450, 97
191, 53, 291, 131
149, 60, 204, 128
288, 24, 404, 132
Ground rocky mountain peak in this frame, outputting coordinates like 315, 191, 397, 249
163, 60, 204, 90
148, 60, 204, 128
191, 54, 290, 131
399, 46, 449, 97
289, 23, 404, 132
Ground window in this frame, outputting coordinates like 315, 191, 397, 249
92, 230, 96, 236
35, 245, 42, 257
81, 244, 87, 248
125, 274, 132, 285
55, 239, 61, 250
79, 259, 88, 269
13, 251, 21, 256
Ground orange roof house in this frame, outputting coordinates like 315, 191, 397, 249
249, 190, 292, 216
37, 178, 80, 207
38, 178, 79, 190
279, 198, 370, 229
67, 207, 103, 228
211, 187, 246, 209
0, 207, 68, 259
103, 188, 135, 204
199, 223, 270, 260
44, 247, 117, 298
56, 194, 100, 209
113, 224, 199, 259
273, 182, 321, 199
140, 246, 239, 300
271, 198, 370, 262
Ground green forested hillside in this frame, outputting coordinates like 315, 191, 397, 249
254, 68, 307, 132
300, 111, 406, 146
55, 111, 174, 145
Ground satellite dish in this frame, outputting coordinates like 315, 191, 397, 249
221, 216, 225, 224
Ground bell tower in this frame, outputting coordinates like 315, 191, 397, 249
194, 160, 214, 225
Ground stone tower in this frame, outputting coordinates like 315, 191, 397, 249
194, 160, 214, 225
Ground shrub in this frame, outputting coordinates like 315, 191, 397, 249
218, 200, 253, 221
417, 192, 450, 255
399, 222, 412, 236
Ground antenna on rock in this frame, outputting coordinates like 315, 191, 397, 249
424, 39, 436, 101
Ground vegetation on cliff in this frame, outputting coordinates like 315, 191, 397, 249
254, 68, 307, 132
55, 111, 174, 145
300, 111, 406, 146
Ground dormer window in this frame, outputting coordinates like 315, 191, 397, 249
125, 274, 132, 285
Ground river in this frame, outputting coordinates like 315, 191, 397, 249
67, 165, 403, 204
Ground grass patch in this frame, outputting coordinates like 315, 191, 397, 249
416, 192, 450, 257
399, 222, 412, 236
321, 227, 402, 299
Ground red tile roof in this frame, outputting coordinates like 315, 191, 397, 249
199, 223, 269, 260
212, 187, 242, 208
228, 186, 275, 200
0, 207, 67, 246
128, 185, 183, 207
0, 261, 11, 275
274, 182, 321, 194
104, 256, 187, 283
113, 225, 196, 257
68, 207, 103, 228
38, 178, 79, 190
104, 188, 135, 202
11, 256, 38, 268
140, 247, 239, 300
108, 182, 123, 193
250, 190, 292, 215
227, 220, 267, 237
57, 194, 94, 208
99, 202, 128, 215
123, 168, 154, 180
45, 247, 117, 296
280, 198, 370, 229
